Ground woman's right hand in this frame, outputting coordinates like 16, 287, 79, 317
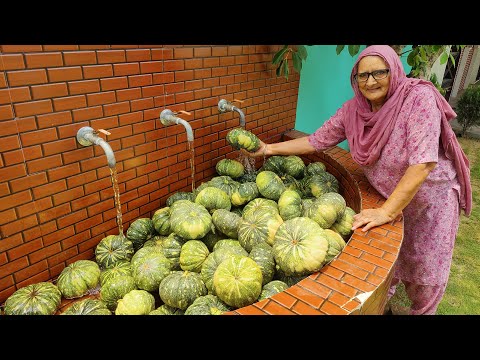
241, 140, 268, 157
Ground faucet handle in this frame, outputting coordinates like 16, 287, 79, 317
232, 99, 244, 104
97, 129, 111, 136
174, 110, 192, 116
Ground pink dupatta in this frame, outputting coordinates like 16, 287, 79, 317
343, 45, 472, 216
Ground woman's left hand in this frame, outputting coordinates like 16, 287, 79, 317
351, 208, 395, 232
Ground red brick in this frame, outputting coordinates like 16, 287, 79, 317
7, 69, 48, 86
100, 77, 128, 91
0, 233, 23, 253
10, 172, 48, 193
38, 203, 71, 224
16, 197, 53, 218
25, 52, 63, 68
14, 99, 53, 117
0, 87, 31, 105
68, 79, 100, 95
140, 61, 163, 74
29, 243, 62, 264
57, 209, 88, 229
104, 102, 130, 116
52, 186, 85, 206
83, 64, 113, 79
126, 49, 151, 62
48, 66, 83, 82
86, 91, 116, 106
262, 301, 296, 315
292, 301, 324, 315
53, 95, 87, 111
0, 209, 16, 225
320, 301, 349, 315
30, 83, 68, 100
75, 213, 103, 233
20, 128, 57, 147
0, 257, 28, 277
47, 163, 81, 182
128, 74, 152, 87
42, 225, 74, 246
0, 54, 25, 70
64, 51, 97, 66
60, 230, 90, 251
7, 237, 43, 261
27, 155, 63, 173
37, 111, 72, 129
97, 50, 126, 64
71, 193, 100, 211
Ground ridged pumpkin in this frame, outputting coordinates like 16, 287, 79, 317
159, 270, 207, 310
152, 207, 171, 236
261, 155, 285, 175
195, 186, 231, 214
256, 170, 286, 201
56, 260, 101, 299
199, 231, 225, 252
230, 181, 259, 206
184, 294, 231, 315
95, 234, 134, 269
304, 195, 340, 229
278, 189, 303, 221
115, 289, 155, 315
208, 176, 240, 197
304, 162, 326, 177
215, 158, 245, 179
331, 206, 356, 239
166, 191, 195, 206
226, 127, 261, 152
272, 217, 329, 276
160, 233, 187, 270
211, 209, 242, 239
324, 229, 347, 263
132, 251, 172, 292
301, 172, 339, 198
213, 255, 263, 308
99, 260, 132, 287
4, 282, 62, 315
149, 304, 185, 315
100, 274, 137, 311
126, 218, 156, 251
249, 242, 276, 285
283, 155, 305, 178
212, 239, 247, 254
258, 280, 289, 301
242, 198, 279, 220
238, 211, 283, 250
61, 298, 111, 315
179, 240, 210, 273
169, 200, 213, 240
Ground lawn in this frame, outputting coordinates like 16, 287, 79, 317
388, 136, 480, 314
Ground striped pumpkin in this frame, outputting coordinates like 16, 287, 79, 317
100, 274, 137, 311
115, 289, 156, 315
56, 260, 101, 299
4, 282, 62, 315
61, 298, 111, 315
258, 280, 289, 301
184, 294, 231, 315
159, 270, 207, 310
95, 234, 134, 269
179, 240, 210, 273
169, 200, 212, 240
256, 170, 286, 201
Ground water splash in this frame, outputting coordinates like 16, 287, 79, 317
237, 151, 256, 174
188, 140, 196, 192
109, 167, 123, 236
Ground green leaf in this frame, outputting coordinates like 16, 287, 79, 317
336, 45, 345, 55
407, 50, 416, 66
440, 52, 449, 65
283, 60, 289, 80
419, 47, 427, 61
297, 45, 308, 60
348, 45, 361, 56
449, 53, 456, 67
292, 52, 302, 73
432, 45, 442, 52
276, 60, 284, 77
272, 46, 289, 65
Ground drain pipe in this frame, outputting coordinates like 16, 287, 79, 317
218, 99, 246, 128
160, 109, 194, 142
76, 127, 116, 168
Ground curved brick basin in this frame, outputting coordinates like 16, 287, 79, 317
225, 130, 405, 315
55, 130, 404, 316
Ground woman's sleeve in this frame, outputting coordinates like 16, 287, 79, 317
307, 104, 347, 151
405, 87, 441, 166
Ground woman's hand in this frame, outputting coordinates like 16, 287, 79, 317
241, 140, 268, 157
351, 208, 395, 232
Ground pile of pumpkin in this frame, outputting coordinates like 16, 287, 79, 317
2, 128, 356, 315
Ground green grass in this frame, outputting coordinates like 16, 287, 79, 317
389, 136, 480, 314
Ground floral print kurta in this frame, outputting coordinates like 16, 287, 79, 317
308, 85, 461, 286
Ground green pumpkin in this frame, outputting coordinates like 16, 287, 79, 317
249, 242, 276, 285
324, 229, 347, 263
304, 195, 339, 229
100, 274, 137, 311
331, 206, 356, 239
226, 127, 261, 152
180, 240, 210, 273
130, 245, 164, 269
56, 260, 101, 299
95, 234, 134, 269
301, 172, 339, 198
258, 280, 289, 301
261, 156, 285, 175
195, 186, 231, 214
304, 162, 326, 177
184, 294, 231, 315
132, 251, 172, 292
152, 207, 171, 236
126, 218, 156, 251
200, 247, 247, 294
169, 200, 213, 240
212, 209, 242, 239
208, 176, 240, 197
283, 155, 305, 178
320, 192, 347, 219
61, 298, 111, 315
159, 270, 208, 310
99, 261, 132, 287
256, 170, 286, 201
166, 191, 195, 206
4, 282, 62, 315
212, 239, 246, 254
149, 304, 185, 315
278, 189, 303, 221
115, 289, 156, 315
242, 198, 279, 220
230, 181, 259, 206
238, 211, 283, 250
301, 198, 315, 216
213, 255, 263, 309
237, 171, 258, 184
272, 217, 329, 276
216, 158, 245, 178
199, 231, 225, 252
160, 233, 187, 270
274, 267, 308, 287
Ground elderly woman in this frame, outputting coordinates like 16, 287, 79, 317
245, 45, 472, 315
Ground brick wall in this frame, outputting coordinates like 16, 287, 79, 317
0, 45, 300, 304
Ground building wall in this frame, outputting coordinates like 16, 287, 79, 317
0, 45, 300, 303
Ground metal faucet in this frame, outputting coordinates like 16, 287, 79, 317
218, 99, 245, 128
76, 127, 116, 168
159, 109, 194, 142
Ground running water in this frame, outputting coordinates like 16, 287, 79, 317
237, 151, 257, 174
109, 167, 124, 236
188, 140, 196, 192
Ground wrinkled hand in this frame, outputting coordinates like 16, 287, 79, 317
240, 140, 267, 158
351, 208, 394, 232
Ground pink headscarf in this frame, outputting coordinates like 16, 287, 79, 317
344, 45, 472, 216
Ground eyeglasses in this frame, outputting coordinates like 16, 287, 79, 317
354, 69, 390, 83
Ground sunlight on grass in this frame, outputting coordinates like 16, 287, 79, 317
389, 136, 480, 315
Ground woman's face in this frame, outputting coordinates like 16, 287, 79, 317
356, 55, 390, 111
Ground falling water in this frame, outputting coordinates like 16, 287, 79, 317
237, 151, 257, 175
188, 140, 196, 192
109, 167, 124, 236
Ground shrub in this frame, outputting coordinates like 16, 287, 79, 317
456, 84, 480, 137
